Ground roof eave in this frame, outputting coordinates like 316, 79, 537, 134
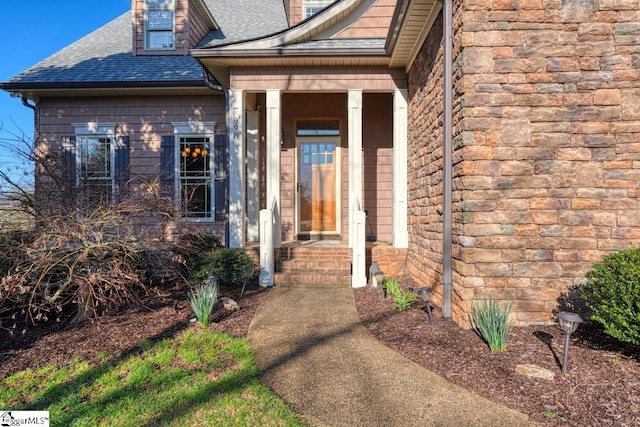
385, 0, 442, 70
192, 47, 389, 59
1, 80, 209, 91
0, 80, 223, 99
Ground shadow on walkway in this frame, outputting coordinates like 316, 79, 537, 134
248, 285, 534, 427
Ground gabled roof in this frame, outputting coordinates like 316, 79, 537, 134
1, 0, 288, 96
192, 0, 392, 87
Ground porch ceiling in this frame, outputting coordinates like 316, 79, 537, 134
386, 0, 442, 70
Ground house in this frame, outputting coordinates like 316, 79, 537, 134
3, 0, 640, 326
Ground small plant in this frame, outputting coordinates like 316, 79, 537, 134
382, 277, 415, 311
582, 246, 640, 345
470, 295, 514, 352
196, 248, 253, 289
188, 278, 219, 328
393, 290, 415, 311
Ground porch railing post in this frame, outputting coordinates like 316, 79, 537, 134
352, 198, 367, 288
259, 198, 276, 287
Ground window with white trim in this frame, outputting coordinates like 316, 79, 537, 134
303, 0, 333, 18
178, 135, 213, 218
145, 0, 175, 50
69, 123, 124, 207
78, 136, 114, 205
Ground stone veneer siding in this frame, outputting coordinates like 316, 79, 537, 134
408, 0, 640, 326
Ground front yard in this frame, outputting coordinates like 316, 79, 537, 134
0, 286, 303, 427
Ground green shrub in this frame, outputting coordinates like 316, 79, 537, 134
196, 248, 253, 289
188, 279, 219, 328
382, 277, 414, 312
470, 295, 514, 352
582, 247, 640, 345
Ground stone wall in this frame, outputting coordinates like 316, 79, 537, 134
408, 0, 640, 326
406, 12, 449, 307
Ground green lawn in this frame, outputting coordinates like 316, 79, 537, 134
0, 329, 304, 427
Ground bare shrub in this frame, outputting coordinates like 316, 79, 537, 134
0, 205, 154, 325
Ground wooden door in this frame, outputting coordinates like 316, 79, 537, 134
298, 141, 338, 233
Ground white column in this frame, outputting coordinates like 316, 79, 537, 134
393, 89, 409, 249
266, 89, 281, 248
228, 89, 245, 248
348, 90, 363, 248
246, 110, 260, 242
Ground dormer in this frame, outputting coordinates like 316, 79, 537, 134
132, 0, 218, 56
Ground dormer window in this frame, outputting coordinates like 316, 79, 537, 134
303, 0, 333, 19
145, 0, 175, 50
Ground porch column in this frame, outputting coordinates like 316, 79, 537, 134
348, 90, 363, 248
393, 89, 409, 249
228, 89, 245, 248
349, 89, 366, 287
266, 89, 281, 248
246, 110, 260, 243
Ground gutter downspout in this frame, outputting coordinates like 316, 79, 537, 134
442, 0, 453, 321
201, 68, 230, 246
20, 96, 37, 134
202, 69, 225, 92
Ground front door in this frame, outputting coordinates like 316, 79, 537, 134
297, 137, 341, 235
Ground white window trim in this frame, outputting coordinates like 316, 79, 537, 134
303, 0, 333, 18
172, 121, 216, 222
72, 122, 117, 200
144, 0, 176, 51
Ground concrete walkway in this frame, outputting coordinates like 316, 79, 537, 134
248, 284, 533, 427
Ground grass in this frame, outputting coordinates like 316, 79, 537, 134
0, 328, 304, 427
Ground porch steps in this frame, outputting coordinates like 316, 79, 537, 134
274, 243, 352, 287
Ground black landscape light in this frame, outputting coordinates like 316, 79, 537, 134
368, 262, 385, 299
557, 311, 583, 374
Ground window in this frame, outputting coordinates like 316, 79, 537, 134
179, 136, 212, 218
63, 123, 129, 208
78, 136, 114, 205
161, 122, 227, 221
297, 120, 341, 136
145, 0, 175, 50
303, 0, 333, 19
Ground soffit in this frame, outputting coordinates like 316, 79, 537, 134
387, 0, 441, 69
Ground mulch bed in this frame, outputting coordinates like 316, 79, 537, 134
1, 281, 638, 427
353, 285, 640, 427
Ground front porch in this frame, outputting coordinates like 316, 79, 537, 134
224, 86, 409, 289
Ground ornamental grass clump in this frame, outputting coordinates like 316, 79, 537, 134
470, 295, 514, 352
188, 278, 219, 328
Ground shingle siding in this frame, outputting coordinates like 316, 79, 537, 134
37, 94, 227, 239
